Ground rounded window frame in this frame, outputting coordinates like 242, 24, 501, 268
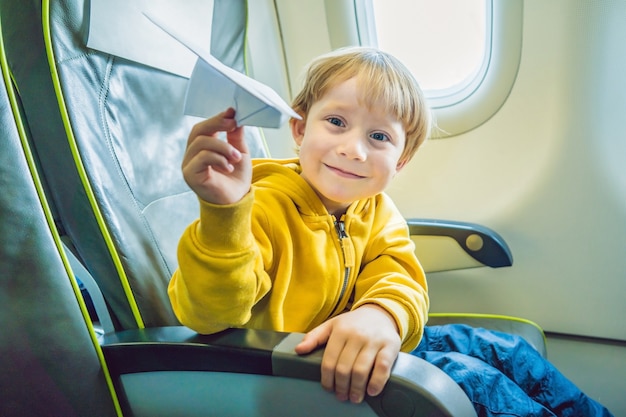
349, 0, 523, 138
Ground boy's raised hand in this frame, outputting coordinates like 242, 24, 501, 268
182, 108, 251, 205
294, 304, 402, 404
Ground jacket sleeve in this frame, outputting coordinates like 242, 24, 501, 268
352, 201, 429, 352
168, 190, 271, 334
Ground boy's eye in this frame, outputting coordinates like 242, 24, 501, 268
370, 132, 390, 142
327, 117, 344, 127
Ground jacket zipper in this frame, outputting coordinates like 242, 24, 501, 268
332, 217, 352, 314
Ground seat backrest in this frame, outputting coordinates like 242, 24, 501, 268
1, 0, 267, 329
0, 33, 120, 417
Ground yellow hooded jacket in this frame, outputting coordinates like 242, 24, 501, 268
169, 159, 429, 351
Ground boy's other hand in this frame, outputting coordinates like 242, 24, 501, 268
294, 304, 401, 404
182, 108, 252, 205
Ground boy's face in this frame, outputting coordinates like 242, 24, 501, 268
291, 77, 406, 216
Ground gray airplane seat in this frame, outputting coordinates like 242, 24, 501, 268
0, 33, 120, 417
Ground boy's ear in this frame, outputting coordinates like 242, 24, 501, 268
290, 117, 306, 145
395, 159, 407, 173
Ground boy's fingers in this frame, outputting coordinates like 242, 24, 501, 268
226, 125, 248, 157
294, 322, 339, 394
348, 348, 377, 403
183, 136, 238, 173
294, 321, 332, 355
187, 108, 237, 146
218, 108, 248, 157
320, 337, 345, 395
185, 109, 247, 168
338, 345, 394, 403
366, 346, 396, 397
331, 342, 356, 401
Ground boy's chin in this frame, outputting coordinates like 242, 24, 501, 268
318, 191, 368, 215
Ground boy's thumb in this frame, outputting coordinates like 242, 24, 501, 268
227, 125, 249, 155
294, 323, 331, 355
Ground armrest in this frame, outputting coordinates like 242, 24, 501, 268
273, 332, 477, 417
101, 326, 476, 417
407, 218, 513, 272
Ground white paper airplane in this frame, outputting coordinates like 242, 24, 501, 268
143, 12, 301, 128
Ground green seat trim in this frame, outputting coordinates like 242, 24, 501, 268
41, 0, 145, 329
429, 313, 544, 333
429, 312, 547, 357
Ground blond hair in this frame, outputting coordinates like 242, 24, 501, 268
291, 46, 431, 164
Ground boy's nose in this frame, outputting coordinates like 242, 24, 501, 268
337, 134, 367, 160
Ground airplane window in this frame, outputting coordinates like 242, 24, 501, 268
370, 0, 487, 95
355, 0, 523, 138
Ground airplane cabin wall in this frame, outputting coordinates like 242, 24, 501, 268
388, 0, 626, 342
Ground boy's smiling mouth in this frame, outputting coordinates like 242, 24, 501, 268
324, 163, 365, 179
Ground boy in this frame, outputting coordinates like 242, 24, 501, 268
170, 46, 430, 405
170, 47, 613, 416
